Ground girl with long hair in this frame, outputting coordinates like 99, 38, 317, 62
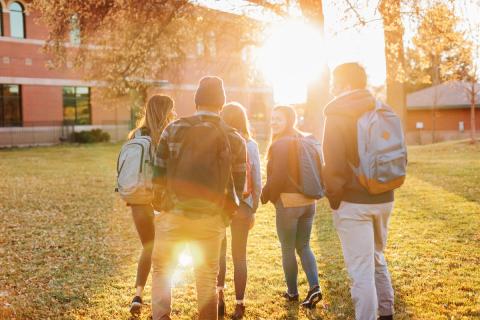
217, 102, 262, 319
128, 94, 175, 315
261, 105, 322, 309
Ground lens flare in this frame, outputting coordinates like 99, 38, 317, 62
179, 250, 193, 267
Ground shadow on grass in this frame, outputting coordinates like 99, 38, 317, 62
280, 302, 324, 320
284, 302, 300, 320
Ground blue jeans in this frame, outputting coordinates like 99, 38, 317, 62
217, 203, 253, 300
275, 201, 319, 295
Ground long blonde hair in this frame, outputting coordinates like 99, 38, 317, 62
128, 94, 175, 146
221, 102, 251, 140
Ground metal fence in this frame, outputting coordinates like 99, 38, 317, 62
0, 121, 132, 147
0, 120, 270, 148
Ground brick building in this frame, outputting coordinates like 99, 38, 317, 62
0, 1, 272, 147
406, 81, 480, 144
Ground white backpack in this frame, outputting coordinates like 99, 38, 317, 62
116, 130, 154, 204
351, 100, 407, 194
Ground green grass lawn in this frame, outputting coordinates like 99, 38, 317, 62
0, 141, 479, 319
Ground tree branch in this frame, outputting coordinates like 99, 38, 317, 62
345, 0, 366, 25
245, 0, 288, 17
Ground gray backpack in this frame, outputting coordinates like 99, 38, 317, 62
290, 135, 325, 199
351, 100, 407, 194
116, 130, 154, 204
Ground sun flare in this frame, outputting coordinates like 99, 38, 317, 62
257, 20, 325, 104
179, 250, 193, 267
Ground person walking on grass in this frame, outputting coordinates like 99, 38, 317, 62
117, 94, 176, 315
260, 105, 323, 309
151, 76, 247, 320
322, 62, 407, 320
216, 102, 262, 319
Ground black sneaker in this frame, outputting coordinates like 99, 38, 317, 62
283, 292, 299, 302
130, 296, 143, 315
378, 316, 393, 320
218, 290, 225, 318
301, 286, 322, 309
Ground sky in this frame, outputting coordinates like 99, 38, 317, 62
194, 0, 480, 103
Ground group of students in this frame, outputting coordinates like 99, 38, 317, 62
116, 62, 407, 320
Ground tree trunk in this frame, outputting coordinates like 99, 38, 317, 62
129, 86, 148, 129
471, 81, 477, 144
299, 0, 330, 139
379, 0, 406, 123
431, 56, 440, 143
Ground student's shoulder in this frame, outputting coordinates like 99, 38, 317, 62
227, 130, 246, 147
164, 118, 191, 132
272, 136, 294, 148
267, 140, 284, 157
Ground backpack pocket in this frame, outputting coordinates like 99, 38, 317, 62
375, 149, 406, 183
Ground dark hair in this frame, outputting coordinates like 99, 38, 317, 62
194, 76, 226, 111
267, 105, 302, 159
332, 62, 367, 90
221, 102, 251, 140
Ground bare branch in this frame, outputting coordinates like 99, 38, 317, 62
245, 0, 288, 17
344, 0, 366, 26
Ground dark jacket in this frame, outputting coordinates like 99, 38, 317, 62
322, 89, 394, 210
261, 135, 300, 204
153, 111, 247, 212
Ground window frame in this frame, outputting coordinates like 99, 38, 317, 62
62, 86, 92, 125
0, 84, 23, 127
9, 1, 26, 39
0, 5, 3, 37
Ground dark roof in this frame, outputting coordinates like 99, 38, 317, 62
407, 81, 480, 110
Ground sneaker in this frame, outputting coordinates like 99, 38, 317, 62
301, 286, 322, 309
378, 316, 393, 320
283, 292, 299, 302
130, 296, 143, 315
218, 290, 225, 318
232, 303, 245, 319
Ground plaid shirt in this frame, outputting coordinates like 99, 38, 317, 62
154, 111, 247, 198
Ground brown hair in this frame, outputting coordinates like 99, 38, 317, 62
267, 105, 302, 159
128, 94, 175, 146
220, 102, 251, 140
332, 62, 367, 90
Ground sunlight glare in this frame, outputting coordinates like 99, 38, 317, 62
257, 20, 325, 104
179, 250, 193, 267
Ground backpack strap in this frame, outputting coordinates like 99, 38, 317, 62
133, 129, 142, 138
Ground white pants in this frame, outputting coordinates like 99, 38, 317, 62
333, 201, 395, 320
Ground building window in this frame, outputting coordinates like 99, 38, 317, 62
0, 6, 3, 36
69, 14, 81, 46
196, 37, 205, 57
9, 2, 25, 39
0, 84, 22, 127
207, 31, 216, 58
63, 87, 91, 125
